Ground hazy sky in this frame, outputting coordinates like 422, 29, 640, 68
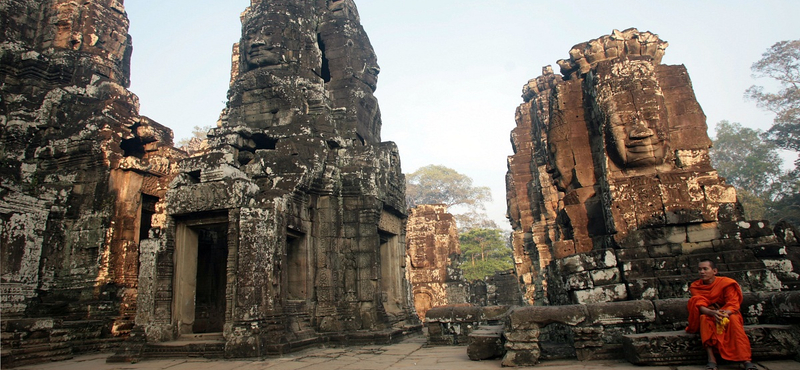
125, 1, 800, 229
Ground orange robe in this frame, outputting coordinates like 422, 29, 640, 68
685, 276, 751, 362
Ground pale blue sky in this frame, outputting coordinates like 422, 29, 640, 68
125, 1, 800, 229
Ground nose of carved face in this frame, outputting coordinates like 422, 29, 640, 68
245, 35, 281, 69
628, 120, 655, 140
609, 117, 667, 168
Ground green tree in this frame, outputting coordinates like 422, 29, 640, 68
710, 120, 798, 223
405, 165, 491, 210
453, 210, 498, 233
459, 228, 513, 281
745, 39, 800, 171
710, 121, 783, 199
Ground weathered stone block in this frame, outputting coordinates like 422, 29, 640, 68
623, 325, 799, 365
566, 271, 593, 289
590, 268, 620, 285
467, 325, 505, 361
686, 223, 720, 243
508, 305, 588, 328
501, 348, 541, 367
571, 284, 627, 304
504, 328, 541, 342
622, 259, 655, 279
680, 241, 714, 254
627, 278, 659, 300
586, 300, 655, 325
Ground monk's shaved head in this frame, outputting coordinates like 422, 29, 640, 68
699, 259, 716, 269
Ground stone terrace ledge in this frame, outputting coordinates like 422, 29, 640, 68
502, 291, 800, 366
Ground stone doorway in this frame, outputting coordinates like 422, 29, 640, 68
379, 230, 402, 315
285, 230, 310, 301
174, 216, 229, 335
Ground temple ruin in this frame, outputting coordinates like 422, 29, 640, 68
1, 0, 416, 365
507, 28, 799, 306
499, 28, 800, 365
404, 204, 467, 321
1, 0, 184, 365
133, 0, 417, 357
2, 0, 800, 367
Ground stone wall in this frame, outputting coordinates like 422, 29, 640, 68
1, 0, 183, 366
405, 204, 467, 321
502, 291, 800, 365
506, 28, 800, 306
134, 0, 417, 357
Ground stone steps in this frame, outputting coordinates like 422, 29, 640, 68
0, 342, 73, 368
142, 340, 226, 359
622, 324, 799, 365
0, 319, 121, 368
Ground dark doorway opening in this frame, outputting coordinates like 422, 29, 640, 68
192, 223, 228, 333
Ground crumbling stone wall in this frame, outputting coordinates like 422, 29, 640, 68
405, 204, 467, 321
506, 28, 799, 306
135, 0, 416, 357
1, 0, 183, 365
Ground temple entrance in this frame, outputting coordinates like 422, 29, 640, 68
174, 215, 228, 335
379, 229, 402, 315
286, 230, 309, 301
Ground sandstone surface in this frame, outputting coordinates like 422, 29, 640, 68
506, 28, 800, 305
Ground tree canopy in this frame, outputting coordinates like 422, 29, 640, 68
405, 165, 491, 210
710, 121, 783, 199
710, 120, 799, 223
177, 125, 212, 147
745, 39, 800, 170
459, 228, 513, 281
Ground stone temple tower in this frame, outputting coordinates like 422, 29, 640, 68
134, 0, 415, 357
507, 29, 799, 306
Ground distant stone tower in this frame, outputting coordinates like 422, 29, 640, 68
135, 0, 415, 356
507, 28, 798, 306
405, 204, 467, 321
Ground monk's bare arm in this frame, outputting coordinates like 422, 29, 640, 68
699, 305, 727, 321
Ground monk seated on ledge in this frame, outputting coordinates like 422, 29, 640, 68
686, 259, 757, 370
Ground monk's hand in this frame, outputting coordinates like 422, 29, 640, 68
713, 309, 729, 323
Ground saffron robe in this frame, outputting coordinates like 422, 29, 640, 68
685, 276, 752, 362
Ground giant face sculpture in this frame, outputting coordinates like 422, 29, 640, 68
242, 24, 283, 71
606, 105, 666, 167
597, 59, 668, 169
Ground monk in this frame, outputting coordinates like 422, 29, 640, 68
686, 259, 756, 370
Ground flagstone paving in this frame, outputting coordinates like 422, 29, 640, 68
13, 334, 799, 370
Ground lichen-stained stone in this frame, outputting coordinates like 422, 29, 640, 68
133, 0, 415, 357
1, 1, 183, 359
506, 28, 799, 306
405, 204, 467, 321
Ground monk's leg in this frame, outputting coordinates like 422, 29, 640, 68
706, 347, 717, 369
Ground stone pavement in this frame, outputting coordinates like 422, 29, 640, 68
13, 335, 800, 370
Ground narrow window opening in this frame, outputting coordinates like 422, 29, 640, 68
139, 194, 158, 242
317, 33, 331, 83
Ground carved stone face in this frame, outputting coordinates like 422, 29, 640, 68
598, 60, 668, 168
607, 111, 666, 167
243, 26, 282, 70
